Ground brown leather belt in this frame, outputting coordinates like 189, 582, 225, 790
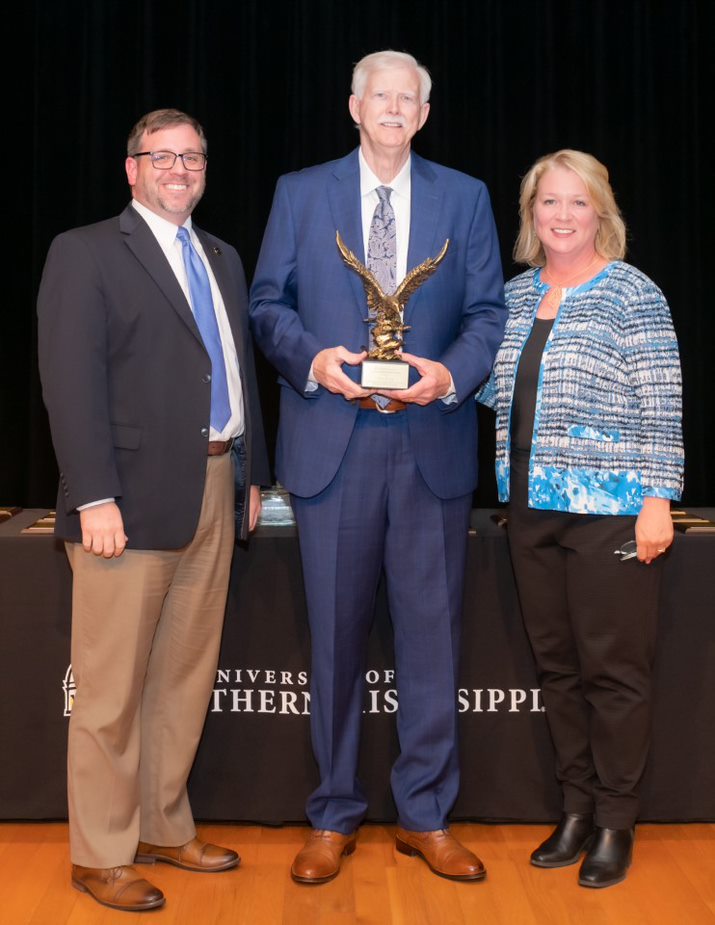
357, 397, 407, 412
207, 437, 235, 456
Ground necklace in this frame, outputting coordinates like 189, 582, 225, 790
541, 254, 601, 288
538, 254, 601, 318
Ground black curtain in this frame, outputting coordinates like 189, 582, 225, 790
5, 0, 712, 508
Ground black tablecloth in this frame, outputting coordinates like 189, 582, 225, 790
1, 509, 714, 823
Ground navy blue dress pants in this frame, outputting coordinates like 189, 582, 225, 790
292, 409, 472, 834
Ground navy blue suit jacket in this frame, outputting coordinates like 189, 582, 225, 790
250, 149, 505, 499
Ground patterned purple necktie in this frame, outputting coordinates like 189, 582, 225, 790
366, 186, 399, 407
366, 186, 396, 295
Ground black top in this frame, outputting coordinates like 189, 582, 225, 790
510, 317, 554, 453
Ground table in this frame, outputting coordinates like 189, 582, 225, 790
1, 509, 714, 823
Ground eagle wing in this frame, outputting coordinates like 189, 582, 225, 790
393, 239, 450, 304
336, 231, 386, 314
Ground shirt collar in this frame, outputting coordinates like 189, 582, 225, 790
358, 149, 411, 200
131, 197, 194, 248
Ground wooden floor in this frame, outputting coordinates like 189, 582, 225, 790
1, 822, 714, 924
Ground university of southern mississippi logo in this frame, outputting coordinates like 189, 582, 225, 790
62, 663, 544, 716
63, 665, 76, 716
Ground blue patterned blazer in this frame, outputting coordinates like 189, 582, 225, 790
478, 262, 683, 515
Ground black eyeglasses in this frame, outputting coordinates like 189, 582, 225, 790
132, 151, 207, 171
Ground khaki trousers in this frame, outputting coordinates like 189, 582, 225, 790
66, 454, 234, 867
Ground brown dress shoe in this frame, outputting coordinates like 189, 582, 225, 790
291, 829, 357, 884
135, 836, 240, 872
71, 864, 165, 911
395, 827, 486, 881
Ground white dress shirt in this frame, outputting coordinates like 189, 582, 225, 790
132, 198, 245, 441
358, 149, 411, 285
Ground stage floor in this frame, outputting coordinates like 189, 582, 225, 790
2, 821, 714, 924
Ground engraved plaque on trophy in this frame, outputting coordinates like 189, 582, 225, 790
336, 232, 450, 390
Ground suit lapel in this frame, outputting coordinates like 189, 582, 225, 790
120, 204, 203, 344
197, 227, 247, 364
405, 154, 444, 322
327, 150, 368, 316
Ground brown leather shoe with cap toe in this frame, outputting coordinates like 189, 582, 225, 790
291, 829, 357, 884
395, 827, 486, 881
71, 864, 165, 911
135, 836, 240, 872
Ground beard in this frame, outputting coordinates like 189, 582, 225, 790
156, 187, 204, 215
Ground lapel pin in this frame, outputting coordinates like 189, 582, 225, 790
212, 246, 222, 256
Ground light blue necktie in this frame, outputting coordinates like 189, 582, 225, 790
176, 226, 231, 431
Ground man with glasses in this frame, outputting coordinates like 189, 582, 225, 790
38, 109, 269, 912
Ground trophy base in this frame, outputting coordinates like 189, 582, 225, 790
361, 359, 410, 390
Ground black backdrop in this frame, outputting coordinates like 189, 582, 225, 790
4, 0, 713, 507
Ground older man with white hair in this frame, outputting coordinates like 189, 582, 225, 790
251, 50, 505, 884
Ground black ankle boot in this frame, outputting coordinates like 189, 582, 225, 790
578, 826, 634, 888
530, 813, 595, 868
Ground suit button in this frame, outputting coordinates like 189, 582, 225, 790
202, 373, 211, 383
201, 427, 209, 437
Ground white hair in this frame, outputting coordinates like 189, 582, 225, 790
351, 50, 432, 104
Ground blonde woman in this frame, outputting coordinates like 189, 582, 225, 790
479, 150, 683, 887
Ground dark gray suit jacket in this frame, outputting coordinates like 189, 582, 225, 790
38, 203, 269, 547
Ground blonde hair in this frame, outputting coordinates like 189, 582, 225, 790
513, 149, 627, 266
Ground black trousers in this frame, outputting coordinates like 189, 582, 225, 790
507, 451, 662, 828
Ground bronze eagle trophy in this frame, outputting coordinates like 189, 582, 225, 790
335, 231, 450, 389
